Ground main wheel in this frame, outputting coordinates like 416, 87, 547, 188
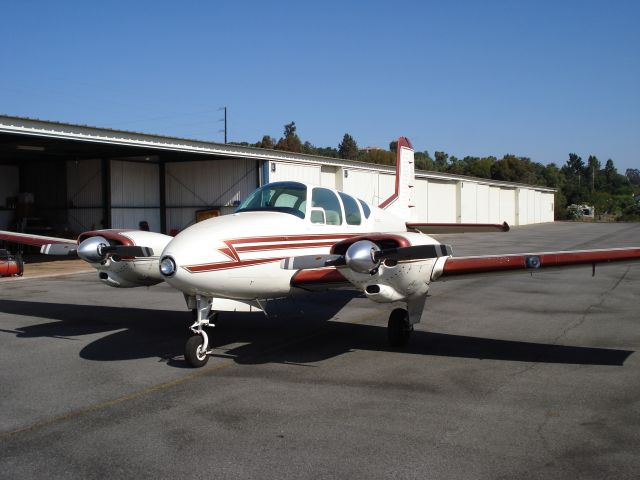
388, 308, 411, 347
15, 253, 24, 277
185, 335, 209, 368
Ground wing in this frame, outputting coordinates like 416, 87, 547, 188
0, 230, 77, 247
432, 247, 640, 281
406, 222, 510, 234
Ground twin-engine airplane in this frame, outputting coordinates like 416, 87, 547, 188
2, 137, 639, 367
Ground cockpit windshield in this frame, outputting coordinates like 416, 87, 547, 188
236, 182, 307, 219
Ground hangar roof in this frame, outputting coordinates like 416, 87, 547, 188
0, 114, 554, 192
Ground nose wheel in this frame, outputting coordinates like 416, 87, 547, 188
185, 295, 216, 368
185, 334, 209, 367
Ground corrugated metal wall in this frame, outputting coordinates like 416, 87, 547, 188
460, 181, 478, 223
166, 159, 257, 232
66, 159, 102, 233
0, 165, 18, 229
499, 188, 516, 225
269, 161, 320, 185
541, 192, 555, 222
427, 181, 457, 222
320, 165, 338, 188
342, 169, 380, 205
476, 184, 490, 223
111, 160, 160, 231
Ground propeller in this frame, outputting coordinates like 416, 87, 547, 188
40, 236, 153, 262
281, 240, 453, 274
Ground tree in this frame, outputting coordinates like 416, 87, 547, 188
626, 168, 640, 186
586, 155, 601, 191
414, 151, 434, 171
389, 140, 397, 153
255, 135, 274, 149
562, 153, 585, 180
275, 121, 302, 153
466, 157, 494, 178
359, 148, 395, 165
338, 133, 359, 160
604, 159, 617, 185
434, 151, 448, 171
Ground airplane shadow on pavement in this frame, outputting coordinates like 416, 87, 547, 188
0, 293, 633, 368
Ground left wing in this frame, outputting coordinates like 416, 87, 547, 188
0, 230, 77, 247
431, 247, 640, 281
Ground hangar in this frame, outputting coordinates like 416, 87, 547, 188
0, 114, 555, 237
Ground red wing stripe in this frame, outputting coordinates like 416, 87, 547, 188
441, 248, 640, 277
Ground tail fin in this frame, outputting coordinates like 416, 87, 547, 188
378, 136, 415, 220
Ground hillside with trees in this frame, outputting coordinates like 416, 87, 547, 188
238, 123, 640, 221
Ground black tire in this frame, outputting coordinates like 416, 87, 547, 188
185, 335, 209, 368
15, 253, 24, 277
388, 308, 411, 347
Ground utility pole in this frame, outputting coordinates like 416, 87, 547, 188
219, 106, 227, 144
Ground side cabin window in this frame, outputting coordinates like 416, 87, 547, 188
311, 187, 343, 225
236, 182, 307, 219
338, 192, 361, 225
358, 199, 371, 218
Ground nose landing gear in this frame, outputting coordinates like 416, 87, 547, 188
185, 295, 217, 367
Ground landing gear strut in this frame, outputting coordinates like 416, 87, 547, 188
388, 308, 413, 347
185, 295, 216, 368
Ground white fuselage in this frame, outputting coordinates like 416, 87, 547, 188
160, 201, 423, 300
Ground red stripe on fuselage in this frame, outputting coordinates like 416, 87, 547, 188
184, 257, 284, 273
184, 233, 364, 273
234, 240, 340, 253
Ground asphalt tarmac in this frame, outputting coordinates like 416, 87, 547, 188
0, 222, 638, 479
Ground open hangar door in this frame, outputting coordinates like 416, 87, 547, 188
0, 165, 19, 229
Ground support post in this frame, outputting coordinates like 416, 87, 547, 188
159, 161, 166, 234
101, 158, 111, 229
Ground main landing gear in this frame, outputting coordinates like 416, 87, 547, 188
185, 295, 217, 368
387, 308, 414, 347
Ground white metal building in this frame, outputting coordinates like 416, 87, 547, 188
0, 115, 554, 236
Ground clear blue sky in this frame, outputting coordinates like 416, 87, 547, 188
1, 1, 638, 171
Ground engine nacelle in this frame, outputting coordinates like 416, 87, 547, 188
334, 231, 443, 302
78, 229, 173, 288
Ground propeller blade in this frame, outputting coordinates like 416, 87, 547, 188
102, 245, 154, 257
40, 243, 78, 256
377, 244, 453, 262
280, 254, 344, 270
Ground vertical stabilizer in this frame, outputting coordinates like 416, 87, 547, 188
378, 137, 415, 220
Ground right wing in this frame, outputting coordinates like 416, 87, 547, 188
432, 247, 640, 281
406, 222, 510, 234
